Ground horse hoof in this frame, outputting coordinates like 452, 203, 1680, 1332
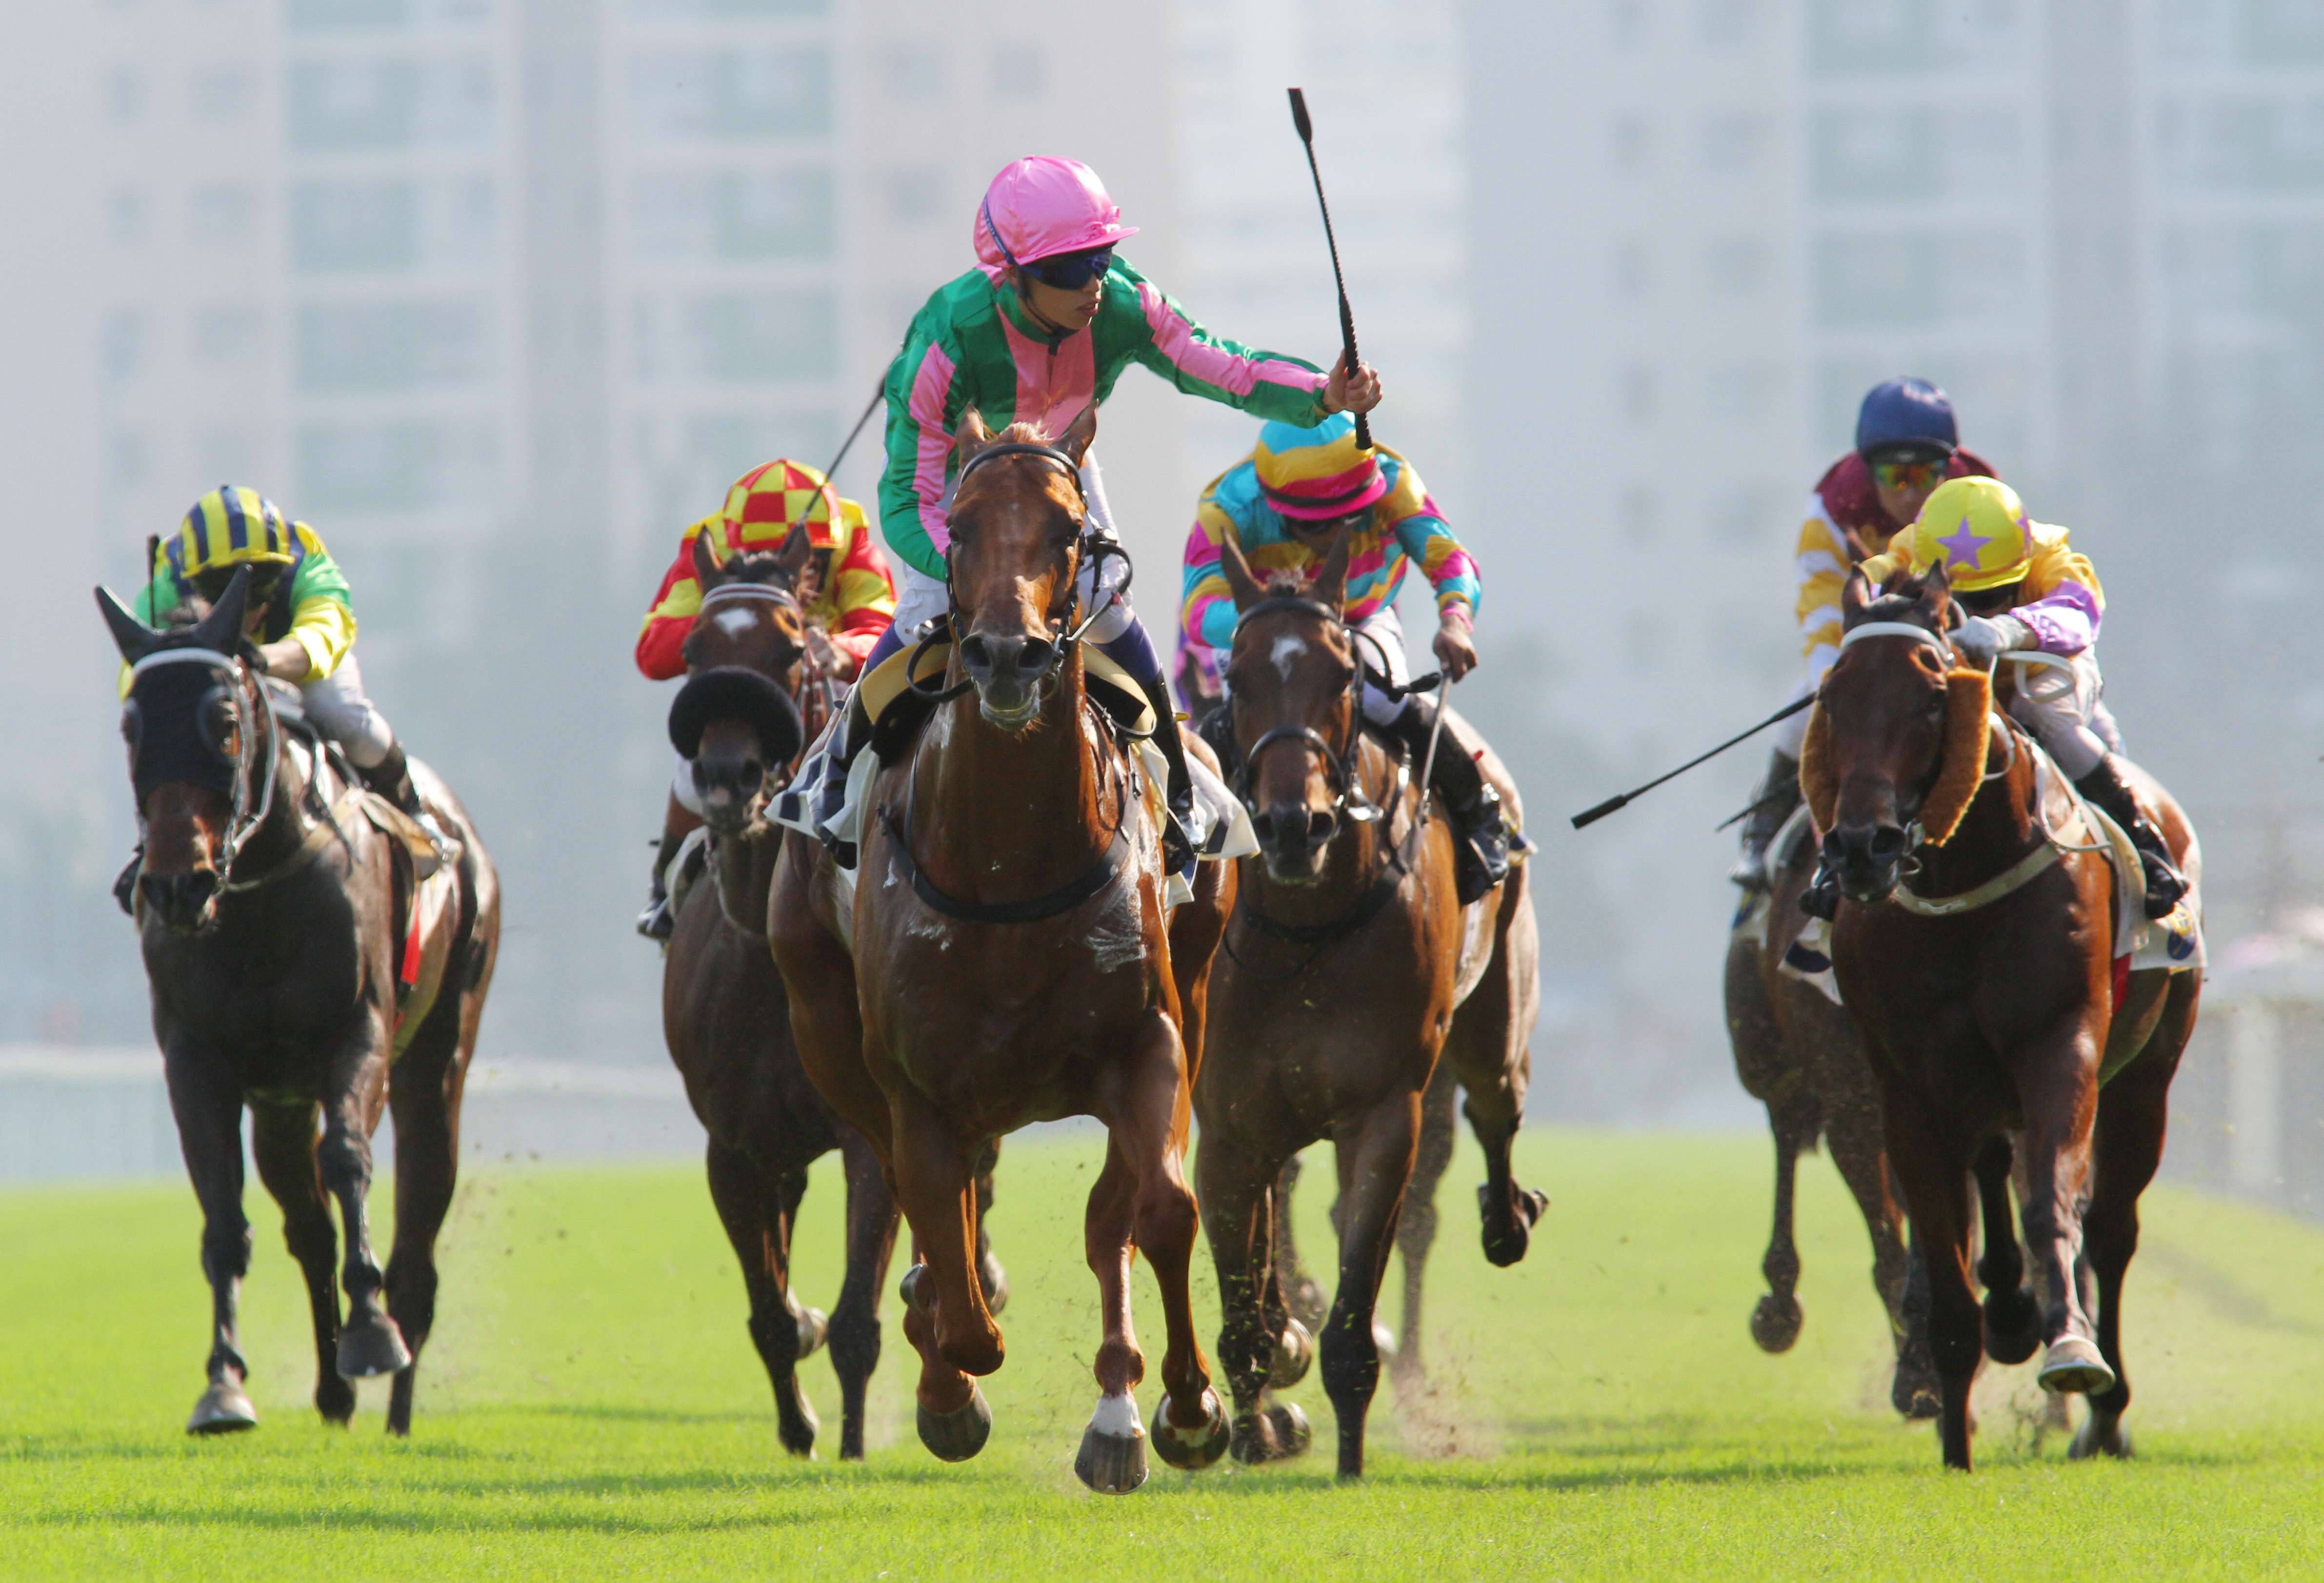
2038, 1336, 2116, 1397
1153, 1388, 1231, 1471
1982, 1286, 2042, 1365
1284, 1274, 1328, 1331
777, 1388, 821, 1458
900, 1263, 931, 1314
1750, 1292, 1804, 1354
1232, 1402, 1312, 1464
1478, 1183, 1546, 1267
1074, 1392, 1148, 1493
915, 1383, 992, 1463
337, 1315, 413, 1380
316, 1376, 357, 1425
1268, 1317, 1315, 1389
2069, 1417, 2132, 1461
796, 1306, 829, 1360
980, 1254, 1010, 1318
187, 1380, 258, 1435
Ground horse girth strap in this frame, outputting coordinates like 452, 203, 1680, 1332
879, 774, 1134, 926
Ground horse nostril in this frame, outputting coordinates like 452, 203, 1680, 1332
958, 634, 992, 673
1018, 635, 1055, 675
1868, 826, 1906, 862
1306, 809, 1337, 845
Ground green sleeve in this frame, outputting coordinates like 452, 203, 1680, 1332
1111, 260, 1330, 427
877, 297, 970, 583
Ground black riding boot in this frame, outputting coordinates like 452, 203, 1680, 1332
2074, 754, 2189, 921
1138, 674, 1198, 875
1729, 749, 1803, 891
361, 742, 425, 820
637, 828, 686, 942
114, 850, 143, 917
1388, 696, 1509, 905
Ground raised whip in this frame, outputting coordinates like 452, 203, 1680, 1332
1288, 87, 1372, 450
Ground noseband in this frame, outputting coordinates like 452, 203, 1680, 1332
128, 647, 281, 884
1227, 595, 1381, 825
912, 441, 1127, 704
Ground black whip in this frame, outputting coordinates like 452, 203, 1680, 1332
1287, 87, 1372, 450
819, 382, 885, 489
1570, 694, 1815, 830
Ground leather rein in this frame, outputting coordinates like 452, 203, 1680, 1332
885, 439, 1142, 926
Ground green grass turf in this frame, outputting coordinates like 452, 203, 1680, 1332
5, 1128, 2324, 1579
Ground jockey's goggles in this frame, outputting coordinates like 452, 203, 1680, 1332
1024, 246, 1113, 290
194, 564, 282, 609
1870, 455, 1949, 493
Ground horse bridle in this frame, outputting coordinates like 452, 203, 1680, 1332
1226, 594, 1382, 826
908, 440, 1129, 703
127, 647, 281, 886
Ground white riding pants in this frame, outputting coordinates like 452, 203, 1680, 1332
301, 654, 394, 770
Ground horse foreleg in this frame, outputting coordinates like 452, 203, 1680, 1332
888, 1089, 997, 1463
381, 1029, 465, 1437
2072, 978, 2192, 1459
167, 1052, 257, 1434
1816, 1064, 1926, 1412
828, 1129, 898, 1461
1077, 1133, 1150, 1492
1443, 912, 1546, 1269
2012, 1028, 2110, 1397
1196, 1128, 1309, 1464
1391, 1061, 1458, 1389
1322, 1088, 1422, 1480
248, 1099, 352, 1425
1969, 1135, 2041, 1365
1112, 1014, 1228, 1483
1883, 1102, 1981, 1469
705, 1138, 821, 1455
315, 1053, 408, 1384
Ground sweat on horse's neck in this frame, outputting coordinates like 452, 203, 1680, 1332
911, 648, 1119, 906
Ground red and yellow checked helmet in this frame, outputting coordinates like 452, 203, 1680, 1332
720, 459, 844, 553
1903, 476, 2033, 594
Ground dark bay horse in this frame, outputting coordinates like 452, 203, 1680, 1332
659, 530, 1004, 1458
1194, 538, 1545, 1478
98, 570, 498, 1435
1815, 568, 2200, 1469
770, 409, 1235, 1492
1724, 833, 1936, 1415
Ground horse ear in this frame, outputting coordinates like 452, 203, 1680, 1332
773, 520, 812, 577
955, 407, 995, 461
95, 586, 161, 664
691, 524, 726, 590
1056, 402, 1098, 468
1218, 533, 1262, 612
1311, 527, 1353, 612
1839, 569, 1873, 629
191, 566, 250, 653
1921, 561, 1954, 625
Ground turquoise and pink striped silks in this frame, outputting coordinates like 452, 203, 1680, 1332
877, 257, 1330, 581
1181, 441, 1480, 656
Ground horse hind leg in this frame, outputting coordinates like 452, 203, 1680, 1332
316, 1063, 410, 1384
167, 1058, 260, 1434
972, 1148, 1008, 1317
1270, 1153, 1328, 1330
707, 1139, 821, 1455
1442, 934, 1547, 1269
1971, 1135, 2042, 1366
249, 1100, 354, 1426
1389, 1062, 1459, 1391
827, 1128, 899, 1461
1751, 1088, 1817, 1354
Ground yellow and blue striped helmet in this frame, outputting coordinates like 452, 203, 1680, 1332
169, 487, 297, 583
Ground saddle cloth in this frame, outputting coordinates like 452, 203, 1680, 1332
770, 640, 1255, 917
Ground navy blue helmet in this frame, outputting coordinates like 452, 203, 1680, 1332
1855, 377, 1958, 461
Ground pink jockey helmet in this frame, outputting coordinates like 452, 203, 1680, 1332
973, 157, 1140, 277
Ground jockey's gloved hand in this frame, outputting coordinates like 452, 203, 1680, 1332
1952, 614, 2030, 670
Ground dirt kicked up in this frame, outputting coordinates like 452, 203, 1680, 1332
4, 1129, 2323, 1579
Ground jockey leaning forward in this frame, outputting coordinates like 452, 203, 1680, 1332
1730, 377, 2011, 888
1799, 474, 2187, 923
633, 457, 897, 939
113, 486, 439, 911
855, 155, 1383, 867
1181, 413, 1511, 904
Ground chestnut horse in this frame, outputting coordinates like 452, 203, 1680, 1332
1194, 541, 1545, 1477
98, 570, 498, 1436
769, 409, 1235, 1491
1724, 831, 1936, 1415
1816, 568, 2200, 1469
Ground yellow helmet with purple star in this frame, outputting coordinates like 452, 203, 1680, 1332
1903, 476, 2033, 594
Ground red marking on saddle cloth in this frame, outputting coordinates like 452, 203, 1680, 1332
400, 900, 424, 991
2111, 953, 2129, 1015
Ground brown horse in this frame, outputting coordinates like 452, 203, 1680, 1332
98, 570, 499, 1436
1193, 540, 1544, 1478
1815, 568, 2201, 1469
769, 409, 1235, 1491
1724, 830, 1937, 1415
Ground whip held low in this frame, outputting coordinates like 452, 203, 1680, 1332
1569, 693, 1817, 830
